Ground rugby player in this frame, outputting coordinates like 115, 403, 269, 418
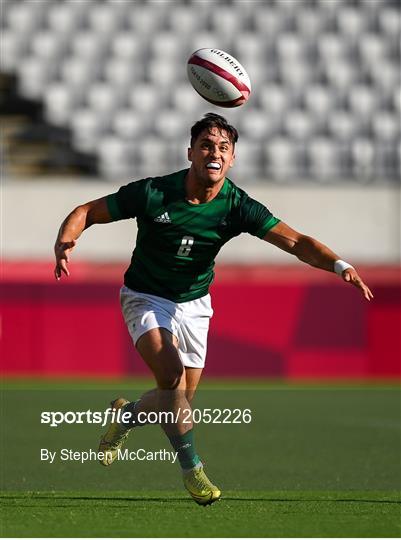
54, 113, 373, 505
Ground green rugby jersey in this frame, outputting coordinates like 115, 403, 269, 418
106, 169, 280, 302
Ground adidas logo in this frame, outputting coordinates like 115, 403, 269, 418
179, 443, 191, 450
154, 212, 171, 224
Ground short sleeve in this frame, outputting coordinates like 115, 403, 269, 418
106, 178, 150, 220
239, 195, 280, 238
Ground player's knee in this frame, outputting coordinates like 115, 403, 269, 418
185, 389, 196, 403
157, 364, 184, 390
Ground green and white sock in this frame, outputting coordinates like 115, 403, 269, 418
168, 429, 201, 470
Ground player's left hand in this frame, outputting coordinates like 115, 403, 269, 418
342, 268, 373, 301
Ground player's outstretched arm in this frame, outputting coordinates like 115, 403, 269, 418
263, 221, 373, 301
54, 197, 113, 280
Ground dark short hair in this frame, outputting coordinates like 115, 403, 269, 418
190, 113, 239, 147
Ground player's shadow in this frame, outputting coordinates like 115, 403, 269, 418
2, 494, 400, 505
223, 497, 401, 504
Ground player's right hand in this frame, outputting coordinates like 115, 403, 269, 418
54, 239, 76, 280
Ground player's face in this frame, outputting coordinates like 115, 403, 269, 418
188, 127, 235, 184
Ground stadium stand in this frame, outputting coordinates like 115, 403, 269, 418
0, 0, 399, 182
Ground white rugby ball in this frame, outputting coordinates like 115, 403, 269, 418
187, 48, 251, 108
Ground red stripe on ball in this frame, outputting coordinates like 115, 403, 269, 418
188, 54, 251, 96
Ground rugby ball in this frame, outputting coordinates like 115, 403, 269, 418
187, 48, 251, 108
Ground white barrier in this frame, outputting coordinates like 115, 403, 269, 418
2, 178, 400, 263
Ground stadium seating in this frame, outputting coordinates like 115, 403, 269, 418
1, 0, 399, 182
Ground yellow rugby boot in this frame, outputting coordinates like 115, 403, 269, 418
183, 465, 221, 506
98, 398, 131, 466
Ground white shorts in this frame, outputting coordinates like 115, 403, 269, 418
120, 285, 213, 369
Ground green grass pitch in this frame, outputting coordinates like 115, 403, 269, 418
1, 379, 400, 537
